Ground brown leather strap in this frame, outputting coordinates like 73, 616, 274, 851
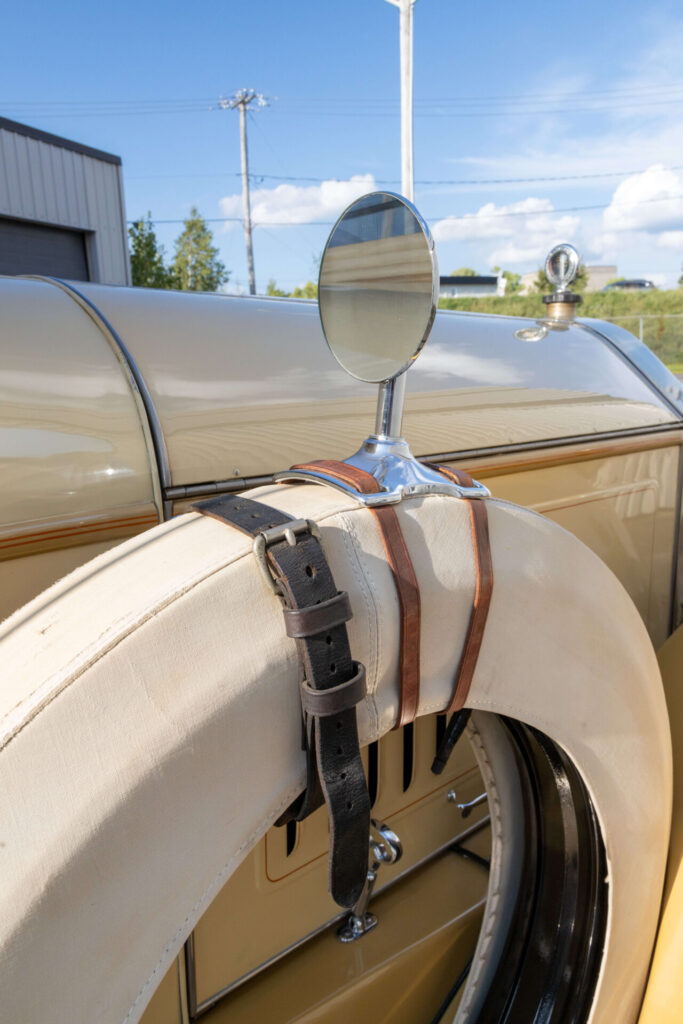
192, 493, 370, 909
299, 459, 382, 494
432, 464, 494, 712
371, 505, 421, 726
294, 461, 421, 727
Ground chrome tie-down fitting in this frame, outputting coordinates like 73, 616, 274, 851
337, 820, 403, 943
447, 788, 488, 819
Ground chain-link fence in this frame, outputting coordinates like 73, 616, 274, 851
601, 313, 683, 368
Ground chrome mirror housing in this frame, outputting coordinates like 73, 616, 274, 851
277, 191, 489, 506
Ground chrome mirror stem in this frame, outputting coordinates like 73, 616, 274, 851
375, 372, 407, 440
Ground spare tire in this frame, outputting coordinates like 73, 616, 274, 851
0, 484, 671, 1023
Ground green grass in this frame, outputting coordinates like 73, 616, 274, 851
666, 361, 683, 374
438, 290, 683, 365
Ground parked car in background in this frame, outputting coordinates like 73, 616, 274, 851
603, 278, 658, 291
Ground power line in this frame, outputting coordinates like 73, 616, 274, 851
6, 79, 683, 110
6, 97, 682, 119
5, 81, 683, 119
137, 192, 683, 227
126, 164, 683, 185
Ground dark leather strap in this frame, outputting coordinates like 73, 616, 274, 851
293, 460, 421, 728
300, 662, 366, 716
431, 464, 494, 712
193, 493, 370, 908
283, 591, 352, 638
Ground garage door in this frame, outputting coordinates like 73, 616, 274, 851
0, 218, 89, 280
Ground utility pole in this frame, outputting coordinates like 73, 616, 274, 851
219, 89, 267, 295
385, 0, 417, 202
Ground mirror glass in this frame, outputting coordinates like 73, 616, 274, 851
318, 191, 438, 382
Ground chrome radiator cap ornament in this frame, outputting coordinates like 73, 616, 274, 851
542, 242, 583, 322
276, 190, 489, 506
545, 243, 580, 291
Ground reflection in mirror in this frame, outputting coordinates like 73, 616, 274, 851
318, 192, 438, 383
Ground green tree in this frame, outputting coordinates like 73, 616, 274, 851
492, 266, 521, 294
128, 214, 171, 289
291, 281, 318, 299
266, 278, 289, 297
170, 207, 229, 292
534, 263, 588, 293
449, 267, 478, 276
678, 265, 683, 287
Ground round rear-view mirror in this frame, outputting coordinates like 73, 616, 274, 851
318, 191, 439, 383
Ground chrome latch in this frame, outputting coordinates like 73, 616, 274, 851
253, 519, 321, 593
337, 820, 403, 943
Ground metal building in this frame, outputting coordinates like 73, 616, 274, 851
439, 274, 505, 298
0, 117, 130, 285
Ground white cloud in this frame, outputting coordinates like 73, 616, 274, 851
657, 230, 683, 249
432, 197, 580, 268
591, 166, 683, 261
433, 197, 551, 241
440, 23, 683, 195
429, 21, 683, 280
219, 174, 376, 228
602, 165, 683, 233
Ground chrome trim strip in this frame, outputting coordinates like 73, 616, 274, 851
427, 422, 683, 466
167, 423, 683, 505
166, 475, 274, 502
25, 276, 172, 521
578, 319, 683, 419
187, 813, 491, 1019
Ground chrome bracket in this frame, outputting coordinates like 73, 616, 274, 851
447, 788, 488, 819
337, 820, 403, 943
276, 436, 490, 509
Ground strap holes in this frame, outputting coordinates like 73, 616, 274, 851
337, 746, 343, 755
336, 720, 343, 730
340, 771, 347, 780
305, 565, 316, 577
346, 801, 353, 810
329, 663, 336, 674
325, 635, 332, 645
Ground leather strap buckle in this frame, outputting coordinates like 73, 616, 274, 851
253, 518, 321, 593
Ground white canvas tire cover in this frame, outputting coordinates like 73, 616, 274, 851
0, 483, 672, 1024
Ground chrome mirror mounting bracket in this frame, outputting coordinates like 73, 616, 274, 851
275, 191, 490, 507
276, 435, 490, 507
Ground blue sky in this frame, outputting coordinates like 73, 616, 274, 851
3, 0, 683, 291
